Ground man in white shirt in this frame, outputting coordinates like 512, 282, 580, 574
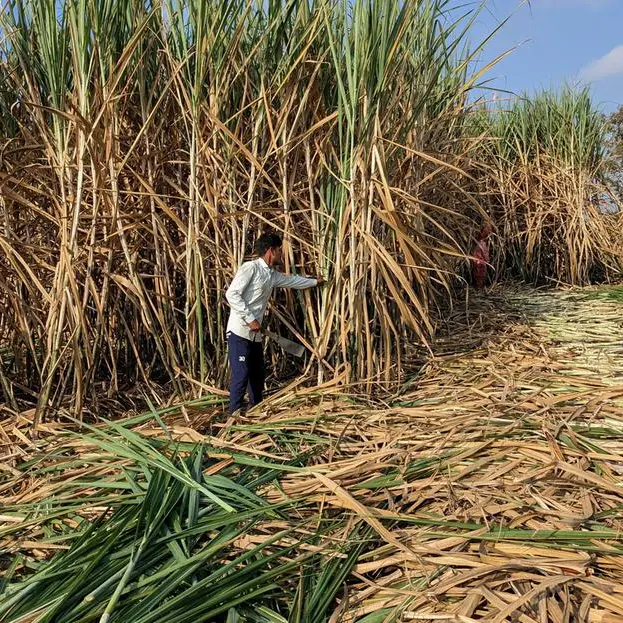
225, 232, 324, 415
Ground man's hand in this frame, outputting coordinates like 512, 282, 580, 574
316, 276, 325, 287
248, 320, 261, 332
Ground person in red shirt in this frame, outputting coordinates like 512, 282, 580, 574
472, 224, 492, 290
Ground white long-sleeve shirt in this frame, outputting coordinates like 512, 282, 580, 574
225, 257, 317, 341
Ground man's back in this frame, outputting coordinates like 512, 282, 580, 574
226, 258, 273, 342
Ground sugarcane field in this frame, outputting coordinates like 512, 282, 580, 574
3, 1, 623, 621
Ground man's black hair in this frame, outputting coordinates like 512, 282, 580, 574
255, 232, 282, 256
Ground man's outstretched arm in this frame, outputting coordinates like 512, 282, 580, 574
273, 272, 324, 289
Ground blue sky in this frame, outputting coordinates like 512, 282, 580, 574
466, 0, 623, 113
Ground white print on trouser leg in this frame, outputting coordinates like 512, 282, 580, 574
239, 356, 246, 362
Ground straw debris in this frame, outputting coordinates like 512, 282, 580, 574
2, 286, 623, 622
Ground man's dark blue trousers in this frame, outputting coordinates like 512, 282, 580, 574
227, 332, 265, 414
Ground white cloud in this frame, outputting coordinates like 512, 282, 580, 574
580, 45, 623, 82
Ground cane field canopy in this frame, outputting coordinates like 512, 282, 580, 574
0, 0, 501, 419
0, 0, 620, 415
2, 0, 623, 621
